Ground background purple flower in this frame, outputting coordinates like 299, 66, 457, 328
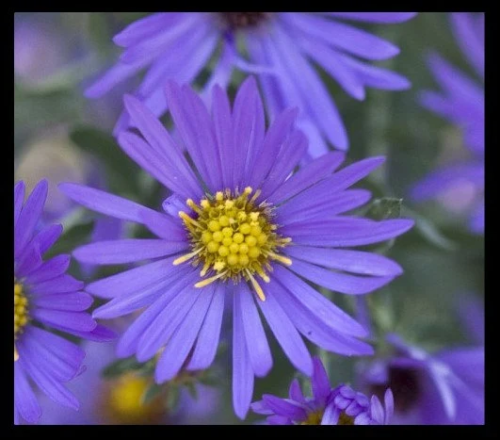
252, 357, 393, 425
37, 341, 220, 425
411, 13, 484, 234
61, 78, 413, 419
14, 180, 115, 424
85, 12, 415, 156
357, 333, 484, 425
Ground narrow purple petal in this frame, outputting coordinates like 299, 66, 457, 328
285, 247, 403, 276
232, 293, 255, 420
155, 284, 215, 382
25, 254, 70, 284
33, 292, 93, 311
268, 152, 345, 204
15, 361, 42, 424
73, 239, 186, 264
187, 284, 225, 371
311, 357, 331, 406
450, 13, 484, 78
289, 259, 395, 295
262, 395, 308, 421
30, 274, 83, 295
326, 12, 417, 24
237, 283, 273, 377
15, 179, 48, 258
257, 290, 312, 376
32, 309, 97, 333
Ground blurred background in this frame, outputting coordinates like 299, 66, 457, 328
14, 12, 484, 425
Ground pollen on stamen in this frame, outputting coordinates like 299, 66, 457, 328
175, 187, 292, 300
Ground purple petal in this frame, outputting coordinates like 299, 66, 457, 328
122, 95, 203, 199
15, 179, 48, 258
73, 239, 186, 264
311, 357, 331, 405
33, 292, 93, 312
257, 290, 312, 376
262, 395, 308, 421
30, 274, 83, 295
32, 309, 97, 333
15, 361, 42, 424
237, 283, 273, 377
321, 402, 340, 425
86, 257, 180, 299
326, 12, 417, 23
155, 284, 215, 382
282, 13, 400, 61
269, 152, 345, 204
450, 13, 484, 78
274, 265, 367, 338
25, 254, 70, 284
285, 247, 403, 276
282, 217, 414, 247
289, 259, 395, 295
187, 283, 225, 371
59, 183, 162, 224
232, 293, 255, 420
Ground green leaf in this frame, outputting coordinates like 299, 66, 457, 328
101, 357, 142, 379
365, 197, 403, 220
165, 385, 180, 411
404, 207, 457, 251
70, 126, 141, 195
185, 382, 198, 400
141, 382, 165, 405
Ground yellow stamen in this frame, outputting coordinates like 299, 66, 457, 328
269, 252, 292, 266
173, 248, 202, 266
195, 272, 227, 288
175, 188, 292, 294
246, 270, 266, 301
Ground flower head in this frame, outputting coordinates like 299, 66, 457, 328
412, 13, 484, 234
14, 179, 115, 424
86, 12, 415, 155
61, 78, 413, 418
357, 333, 484, 425
37, 341, 220, 425
252, 357, 393, 425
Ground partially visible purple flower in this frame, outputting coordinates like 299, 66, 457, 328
14, 180, 115, 425
85, 12, 415, 155
37, 341, 220, 425
411, 13, 484, 234
357, 333, 484, 425
252, 357, 393, 425
60, 78, 413, 419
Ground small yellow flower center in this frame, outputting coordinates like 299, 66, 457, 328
102, 373, 166, 424
174, 187, 292, 301
301, 410, 323, 425
300, 410, 355, 425
14, 281, 29, 361
338, 411, 355, 425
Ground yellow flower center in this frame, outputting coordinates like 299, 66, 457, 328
14, 281, 29, 361
102, 373, 166, 424
301, 410, 323, 425
301, 410, 355, 425
174, 187, 292, 301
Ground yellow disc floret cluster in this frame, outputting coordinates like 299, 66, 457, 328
174, 187, 292, 301
14, 281, 29, 361
102, 373, 166, 424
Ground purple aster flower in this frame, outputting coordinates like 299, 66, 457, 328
37, 341, 220, 425
411, 13, 484, 234
252, 357, 393, 425
85, 12, 415, 155
14, 179, 115, 425
60, 78, 413, 419
357, 333, 484, 425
